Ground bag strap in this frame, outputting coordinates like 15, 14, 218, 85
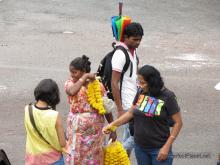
28, 104, 50, 144
136, 52, 139, 66
116, 46, 132, 77
114, 46, 131, 99
0, 149, 11, 165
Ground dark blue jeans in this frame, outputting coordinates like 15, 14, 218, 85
135, 144, 173, 165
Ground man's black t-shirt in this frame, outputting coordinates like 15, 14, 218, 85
133, 88, 180, 149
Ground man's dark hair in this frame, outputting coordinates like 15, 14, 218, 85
138, 65, 164, 96
69, 55, 91, 73
124, 22, 144, 38
34, 79, 60, 109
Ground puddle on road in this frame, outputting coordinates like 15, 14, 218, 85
170, 53, 208, 62
0, 85, 7, 91
215, 82, 220, 91
164, 53, 219, 70
63, 31, 74, 34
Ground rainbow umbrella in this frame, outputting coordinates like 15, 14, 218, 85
111, 3, 132, 41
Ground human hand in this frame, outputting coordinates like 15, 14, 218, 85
157, 144, 170, 161
85, 73, 96, 81
102, 124, 117, 134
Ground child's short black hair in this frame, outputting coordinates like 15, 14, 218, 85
124, 22, 144, 38
69, 55, 91, 73
34, 79, 60, 109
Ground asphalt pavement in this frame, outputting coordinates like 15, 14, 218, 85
0, 0, 220, 164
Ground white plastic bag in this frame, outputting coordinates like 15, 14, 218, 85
103, 97, 116, 114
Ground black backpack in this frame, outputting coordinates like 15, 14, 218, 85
0, 149, 11, 165
97, 43, 136, 100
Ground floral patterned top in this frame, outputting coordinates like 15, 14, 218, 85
65, 78, 105, 113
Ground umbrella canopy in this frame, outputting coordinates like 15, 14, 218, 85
111, 15, 131, 42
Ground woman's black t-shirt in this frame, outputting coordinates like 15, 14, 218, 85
133, 88, 180, 149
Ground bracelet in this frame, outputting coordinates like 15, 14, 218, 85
79, 78, 84, 83
170, 135, 176, 139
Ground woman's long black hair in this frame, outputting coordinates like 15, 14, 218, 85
138, 65, 164, 97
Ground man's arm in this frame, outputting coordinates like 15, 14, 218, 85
111, 70, 125, 118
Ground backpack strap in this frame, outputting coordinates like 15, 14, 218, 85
136, 52, 139, 66
0, 149, 11, 165
28, 104, 50, 144
116, 46, 139, 77
115, 46, 131, 77
115, 46, 131, 98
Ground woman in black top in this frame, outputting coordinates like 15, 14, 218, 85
103, 65, 183, 165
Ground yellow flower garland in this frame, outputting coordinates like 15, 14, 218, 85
87, 79, 106, 115
109, 125, 117, 132
104, 141, 130, 165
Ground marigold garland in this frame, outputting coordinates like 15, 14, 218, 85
104, 141, 130, 165
109, 125, 117, 132
87, 79, 106, 115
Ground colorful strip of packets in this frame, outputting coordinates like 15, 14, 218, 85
111, 16, 132, 41
104, 141, 130, 165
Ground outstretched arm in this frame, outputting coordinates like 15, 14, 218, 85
105, 112, 117, 141
103, 106, 134, 134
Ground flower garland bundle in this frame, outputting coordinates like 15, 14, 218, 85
109, 125, 117, 132
87, 79, 106, 115
104, 141, 130, 165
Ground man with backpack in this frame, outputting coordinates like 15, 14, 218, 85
111, 22, 144, 156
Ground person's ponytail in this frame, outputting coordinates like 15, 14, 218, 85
82, 55, 91, 73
